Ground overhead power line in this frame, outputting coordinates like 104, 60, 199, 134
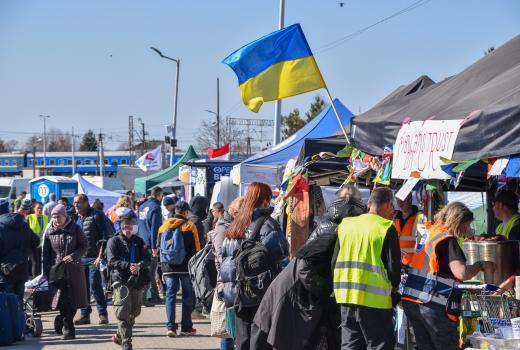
314, 0, 432, 54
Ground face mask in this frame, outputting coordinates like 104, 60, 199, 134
131, 225, 138, 235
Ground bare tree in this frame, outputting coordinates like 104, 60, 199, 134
4, 140, 19, 152
25, 136, 43, 152
196, 118, 247, 153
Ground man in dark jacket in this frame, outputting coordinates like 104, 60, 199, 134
0, 199, 40, 300
188, 194, 209, 247
107, 212, 150, 350
158, 200, 201, 337
137, 187, 164, 306
73, 193, 115, 325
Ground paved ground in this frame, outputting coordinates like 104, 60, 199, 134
4, 303, 220, 350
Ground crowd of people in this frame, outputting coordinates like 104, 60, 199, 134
1, 182, 520, 350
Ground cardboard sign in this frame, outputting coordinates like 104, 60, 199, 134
392, 120, 462, 179
395, 178, 420, 201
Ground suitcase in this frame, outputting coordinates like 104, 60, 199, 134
0, 292, 25, 345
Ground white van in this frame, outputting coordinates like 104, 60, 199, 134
0, 177, 30, 210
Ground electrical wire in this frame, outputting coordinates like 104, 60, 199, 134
314, 0, 432, 54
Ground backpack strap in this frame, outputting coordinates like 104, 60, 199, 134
248, 216, 270, 242
130, 236, 138, 263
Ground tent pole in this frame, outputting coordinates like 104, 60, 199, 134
324, 88, 351, 144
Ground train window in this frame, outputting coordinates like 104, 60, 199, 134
94, 159, 98, 165
49, 160, 55, 165
28, 160, 33, 166
86, 160, 91, 165
104, 160, 108, 165
58, 159, 64, 165
121, 159, 127, 165
111, 160, 117, 166
5, 160, 10, 166
76, 160, 82, 165
13, 160, 17, 165
67, 160, 72, 165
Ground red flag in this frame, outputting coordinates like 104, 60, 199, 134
207, 144, 230, 160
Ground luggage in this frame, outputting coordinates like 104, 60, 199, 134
0, 292, 25, 345
188, 242, 217, 310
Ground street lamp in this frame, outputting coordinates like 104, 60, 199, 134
150, 46, 180, 167
39, 115, 51, 175
205, 109, 220, 148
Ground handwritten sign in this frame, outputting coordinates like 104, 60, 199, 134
392, 120, 462, 179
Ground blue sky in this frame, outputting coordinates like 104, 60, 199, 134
0, 0, 518, 150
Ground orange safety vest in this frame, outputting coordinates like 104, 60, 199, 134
394, 212, 423, 265
401, 224, 460, 321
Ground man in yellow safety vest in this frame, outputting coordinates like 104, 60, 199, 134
333, 187, 401, 350
493, 189, 520, 240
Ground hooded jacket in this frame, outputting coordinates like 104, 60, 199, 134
158, 214, 201, 274
137, 198, 163, 250
188, 195, 209, 247
0, 213, 40, 283
220, 207, 289, 307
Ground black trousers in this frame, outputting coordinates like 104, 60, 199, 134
30, 248, 42, 277
235, 306, 258, 350
340, 304, 395, 350
57, 286, 77, 336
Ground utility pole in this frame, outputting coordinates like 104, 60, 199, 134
128, 115, 134, 165
273, 0, 285, 146
138, 118, 146, 155
216, 78, 220, 148
39, 115, 51, 175
71, 127, 76, 175
99, 130, 105, 177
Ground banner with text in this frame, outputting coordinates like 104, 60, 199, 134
392, 120, 462, 179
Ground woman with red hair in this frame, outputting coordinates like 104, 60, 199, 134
220, 182, 289, 350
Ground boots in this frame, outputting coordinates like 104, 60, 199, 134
62, 317, 76, 340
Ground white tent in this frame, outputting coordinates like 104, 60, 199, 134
73, 174, 122, 209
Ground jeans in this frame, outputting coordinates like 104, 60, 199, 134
220, 338, 235, 350
340, 304, 395, 350
80, 257, 108, 317
164, 274, 194, 331
402, 300, 459, 350
0, 280, 25, 302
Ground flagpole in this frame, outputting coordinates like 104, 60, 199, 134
324, 87, 351, 144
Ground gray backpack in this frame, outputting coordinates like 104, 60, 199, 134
188, 242, 217, 310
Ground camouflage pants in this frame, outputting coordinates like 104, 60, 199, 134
113, 285, 143, 345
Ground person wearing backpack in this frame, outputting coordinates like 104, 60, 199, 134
158, 200, 201, 338
220, 182, 289, 350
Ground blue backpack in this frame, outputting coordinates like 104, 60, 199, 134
160, 223, 186, 265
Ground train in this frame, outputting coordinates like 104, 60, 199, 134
0, 151, 180, 176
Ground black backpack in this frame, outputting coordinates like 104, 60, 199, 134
233, 216, 277, 310
188, 242, 217, 310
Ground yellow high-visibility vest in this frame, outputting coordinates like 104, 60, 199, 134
334, 213, 393, 309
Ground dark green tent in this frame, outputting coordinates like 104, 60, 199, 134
134, 146, 198, 194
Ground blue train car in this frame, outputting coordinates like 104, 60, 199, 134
30, 176, 78, 204
0, 151, 182, 176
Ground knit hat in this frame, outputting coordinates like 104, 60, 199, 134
51, 204, 67, 218
0, 199, 8, 215
21, 199, 32, 211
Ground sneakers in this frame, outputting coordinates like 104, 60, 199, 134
179, 328, 197, 336
62, 332, 75, 340
112, 334, 122, 345
99, 314, 109, 324
74, 316, 91, 325
166, 330, 177, 338
122, 343, 133, 350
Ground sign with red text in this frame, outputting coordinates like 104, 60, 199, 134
392, 120, 462, 179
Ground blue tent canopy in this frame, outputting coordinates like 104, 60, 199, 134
236, 98, 353, 187
244, 98, 353, 166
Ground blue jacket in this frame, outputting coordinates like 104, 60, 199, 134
220, 207, 289, 307
137, 198, 163, 249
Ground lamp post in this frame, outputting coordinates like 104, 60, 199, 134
39, 115, 50, 175
150, 46, 180, 167
205, 110, 220, 148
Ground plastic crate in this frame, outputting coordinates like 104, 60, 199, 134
467, 335, 520, 349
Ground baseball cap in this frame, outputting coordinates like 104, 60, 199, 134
163, 196, 178, 207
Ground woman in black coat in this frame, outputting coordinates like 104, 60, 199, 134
250, 185, 367, 350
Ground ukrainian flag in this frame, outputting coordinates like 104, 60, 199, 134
222, 24, 325, 113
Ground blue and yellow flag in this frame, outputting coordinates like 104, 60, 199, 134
222, 24, 325, 113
